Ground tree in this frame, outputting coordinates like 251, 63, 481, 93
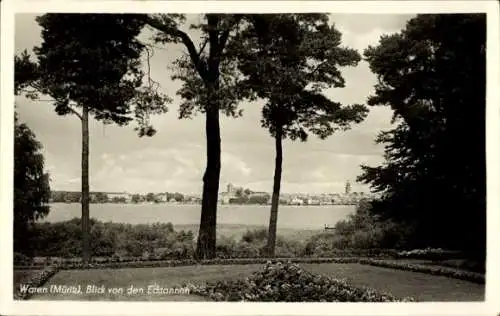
15, 14, 169, 265
358, 14, 486, 260
173, 192, 184, 202
146, 193, 156, 202
230, 14, 368, 256
94, 192, 108, 204
235, 188, 244, 198
14, 113, 51, 254
143, 14, 252, 259
142, 14, 365, 258
131, 194, 142, 204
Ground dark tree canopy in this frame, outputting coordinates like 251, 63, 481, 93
14, 113, 51, 253
229, 14, 368, 141
358, 14, 486, 257
16, 13, 169, 134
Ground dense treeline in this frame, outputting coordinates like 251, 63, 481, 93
356, 14, 486, 261
14, 113, 51, 253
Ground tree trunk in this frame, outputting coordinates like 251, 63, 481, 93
196, 84, 221, 260
266, 125, 283, 257
81, 104, 91, 266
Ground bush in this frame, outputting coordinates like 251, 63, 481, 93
241, 228, 268, 243
303, 200, 415, 254
186, 261, 414, 302
14, 252, 32, 266
215, 229, 304, 258
21, 219, 195, 259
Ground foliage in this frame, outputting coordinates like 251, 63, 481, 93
303, 200, 413, 254
16, 13, 170, 264
14, 253, 33, 266
22, 218, 194, 258
226, 14, 369, 256
232, 14, 368, 141
16, 14, 169, 133
148, 14, 370, 258
358, 14, 486, 260
14, 114, 51, 254
215, 229, 304, 258
144, 14, 251, 259
51, 191, 109, 203
187, 261, 414, 302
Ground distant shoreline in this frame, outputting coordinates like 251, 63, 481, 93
49, 202, 358, 207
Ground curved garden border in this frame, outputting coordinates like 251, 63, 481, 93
15, 256, 484, 292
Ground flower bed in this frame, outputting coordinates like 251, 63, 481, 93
186, 261, 415, 302
40, 257, 359, 270
395, 248, 464, 260
359, 259, 484, 284
15, 265, 60, 300
305, 248, 400, 258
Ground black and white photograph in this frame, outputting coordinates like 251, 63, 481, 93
1, 1, 499, 315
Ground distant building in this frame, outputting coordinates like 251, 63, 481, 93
156, 194, 168, 202
306, 198, 321, 205
345, 181, 351, 195
290, 197, 304, 205
107, 192, 130, 202
227, 183, 235, 196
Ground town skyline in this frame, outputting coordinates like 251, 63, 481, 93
49, 179, 367, 196
50, 180, 375, 206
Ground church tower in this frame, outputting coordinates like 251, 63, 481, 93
345, 180, 351, 195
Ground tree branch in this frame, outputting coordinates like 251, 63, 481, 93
144, 15, 208, 79
67, 105, 83, 121
218, 16, 242, 55
197, 38, 209, 60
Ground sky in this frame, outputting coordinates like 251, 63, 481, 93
14, 13, 414, 195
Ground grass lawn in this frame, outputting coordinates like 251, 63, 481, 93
30, 264, 263, 301
28, 262, 484, 302
302, 263, 484, 301
174, 223, 320, 242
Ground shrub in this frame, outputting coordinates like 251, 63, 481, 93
303, 200, 415, 254
186, 261, 414, 302
241, 228, 268, 243
21, 219, 195, 259
14, 252, 32, 266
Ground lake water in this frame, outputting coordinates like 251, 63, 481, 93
43, 203, 355, 230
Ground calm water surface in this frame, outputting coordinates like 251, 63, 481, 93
44, 203, 355, 230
